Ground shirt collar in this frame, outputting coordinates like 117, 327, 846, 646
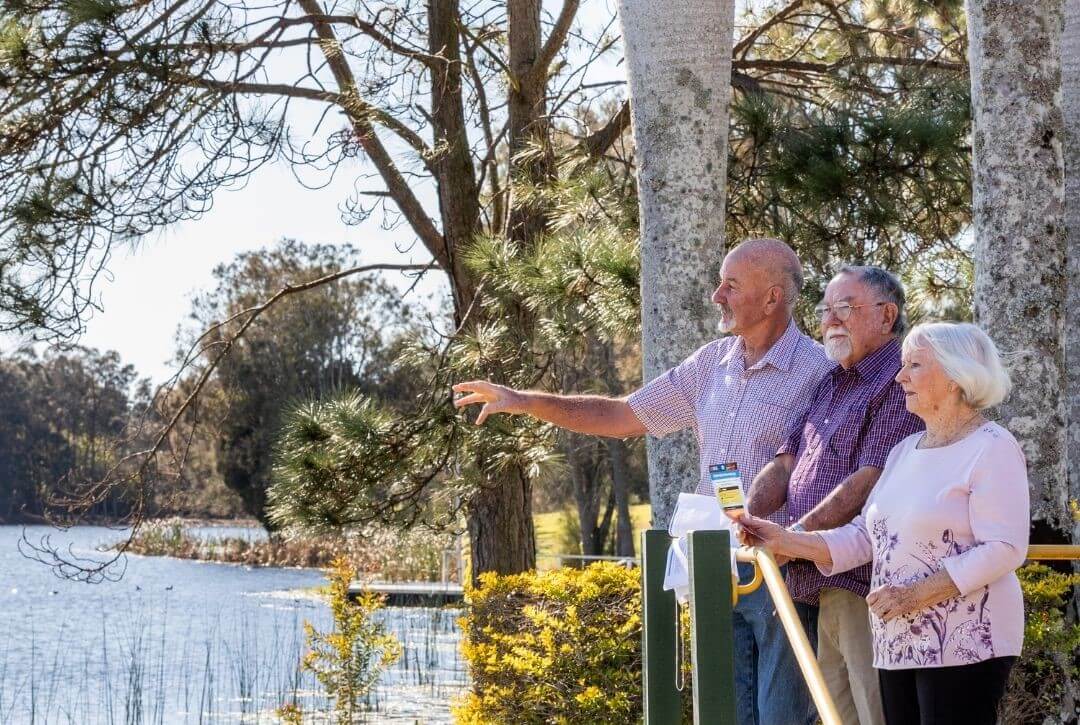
837, 336, 901, 381
719, 318, 802, 373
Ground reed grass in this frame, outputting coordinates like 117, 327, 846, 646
0, 601, 466, 723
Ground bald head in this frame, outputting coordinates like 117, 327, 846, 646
727, 238, 804, 310
712, 237, 805, 337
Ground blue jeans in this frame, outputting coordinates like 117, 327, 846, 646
732, 562, 817, 725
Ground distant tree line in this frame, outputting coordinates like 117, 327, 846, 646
0, 240, 427, 526
0, 347, 145, 522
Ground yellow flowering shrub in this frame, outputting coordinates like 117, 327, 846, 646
454, 563, 643, 724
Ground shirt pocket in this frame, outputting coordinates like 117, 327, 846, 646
826, 406, 863, 463
751, 400, 797, 450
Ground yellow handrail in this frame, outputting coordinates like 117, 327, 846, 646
734, 547, 842, 725
731, 558, 764, 606
1027, 545, 1080, 560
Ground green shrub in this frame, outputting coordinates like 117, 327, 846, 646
277, 556, 401, 724
1000, 563, 1080, 724
456, 561, 1078, 724
455, 563, 644, 724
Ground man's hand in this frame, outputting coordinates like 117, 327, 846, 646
866, 583, 920, 622
453, 381, 526, 424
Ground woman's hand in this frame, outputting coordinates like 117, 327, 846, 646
731, 513, 788, 553
867, 570, 960, 622
866, 584, 920, 622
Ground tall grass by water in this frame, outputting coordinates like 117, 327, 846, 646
2, 524, 471, 724
0, 593, 465, 724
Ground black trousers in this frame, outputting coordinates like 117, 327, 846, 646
877, 657, 1016, 725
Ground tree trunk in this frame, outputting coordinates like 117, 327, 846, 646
605, 437, 635, 557
1064, 0, 1080, 554
433, 0, 546, 579
967, 0, 1070, 537
466, 466, 536, 583
617, 0, 735, 527
505, 0, 556, 241
459, 0, 572, 580
567, 438, 599, 556
428, 0, 481, 317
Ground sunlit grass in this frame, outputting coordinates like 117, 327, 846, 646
534, 503, 651, 569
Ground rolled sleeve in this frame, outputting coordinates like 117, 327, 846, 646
941, 439, 1031, 596
815, 515, 873, 576
626, 345, 707, 437
857, 384, 923, 470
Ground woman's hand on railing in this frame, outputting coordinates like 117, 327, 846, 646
731, 513, 786, 552
732, 512, 834, 567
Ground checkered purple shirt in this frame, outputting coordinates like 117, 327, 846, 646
779, 338, 924, 604
628, 320, 832, 524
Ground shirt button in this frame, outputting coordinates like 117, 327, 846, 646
824, 418, 830, 424
790, 516, 795, 522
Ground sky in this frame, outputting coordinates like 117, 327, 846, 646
16, 0, 755, 385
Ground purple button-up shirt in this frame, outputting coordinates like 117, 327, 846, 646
628, 320, 832, 524
779, 338, 924, 604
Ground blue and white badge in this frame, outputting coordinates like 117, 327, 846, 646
709, 462, 745, 511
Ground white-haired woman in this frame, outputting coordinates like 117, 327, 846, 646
735, 322, 1029, 725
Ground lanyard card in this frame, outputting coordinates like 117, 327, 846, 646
710, 462, 745, 512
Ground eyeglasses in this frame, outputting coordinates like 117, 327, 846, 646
814, 301, 888, 322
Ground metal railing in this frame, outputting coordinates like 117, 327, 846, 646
640, 530, 1080, 725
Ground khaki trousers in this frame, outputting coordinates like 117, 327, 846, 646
817, 587, 885, 725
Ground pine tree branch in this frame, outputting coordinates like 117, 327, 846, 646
579, 101, 630, 159
526, 0, 580, 87
733, 55, 966, 74
274, 13, 443, 67
734, 0, 806, 58
295, 0, 447, 266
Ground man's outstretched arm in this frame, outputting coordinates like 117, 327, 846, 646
453, 380, 647, 438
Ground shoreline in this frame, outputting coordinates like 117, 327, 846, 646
1, 515, 264, 528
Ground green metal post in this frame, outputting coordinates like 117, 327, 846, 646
688, 530, 738, 725
641, 529, 681, 724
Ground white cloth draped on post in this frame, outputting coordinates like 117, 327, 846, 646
662, 493, 739, 603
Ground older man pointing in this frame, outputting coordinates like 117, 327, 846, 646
454, 238, 832, 725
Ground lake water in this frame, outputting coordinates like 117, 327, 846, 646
0, 526, 467, 724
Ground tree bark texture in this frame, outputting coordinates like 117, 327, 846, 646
428, 0, 481, 318
967, 0, 1070, 534
466, 465, 537, 583
1064, 0, 1080, 552
618, 0, 735, 527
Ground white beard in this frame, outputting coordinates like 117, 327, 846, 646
824, 336, 852, 362
717, 306, 737, 334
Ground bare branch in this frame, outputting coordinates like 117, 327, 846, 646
527, 0, 580, 87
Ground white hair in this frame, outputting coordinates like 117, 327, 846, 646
902, 322, 1011, 410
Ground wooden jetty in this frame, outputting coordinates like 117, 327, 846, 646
348, 581, 464, 606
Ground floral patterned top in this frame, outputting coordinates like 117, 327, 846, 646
816, 422, 1029, 669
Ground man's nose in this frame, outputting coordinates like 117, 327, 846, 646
712, 286, 725, 304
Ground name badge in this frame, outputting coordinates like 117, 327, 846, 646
709, 462, 746, 512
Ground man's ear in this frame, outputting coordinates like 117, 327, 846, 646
881, 303, 899, 333
766, 285, 784, 311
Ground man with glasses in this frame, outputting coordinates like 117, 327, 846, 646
453, 238, 832, 725
746, 266, 923, 725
